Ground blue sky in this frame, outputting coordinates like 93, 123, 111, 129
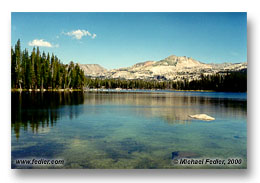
11, 12, 247, 69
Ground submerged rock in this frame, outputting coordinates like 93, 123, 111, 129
233, 135, 240, 139
171, 151, 200, 159
188, 114, 215, 121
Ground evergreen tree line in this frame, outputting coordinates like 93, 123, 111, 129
85, 71, 247, 92
11, 39, 85, 89
11, 39, 246, 92
179, 72, 247, 92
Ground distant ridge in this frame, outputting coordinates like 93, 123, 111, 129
79, 55, 247, 81
78, 64, 107, 76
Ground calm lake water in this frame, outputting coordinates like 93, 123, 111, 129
11, 91, 247, 169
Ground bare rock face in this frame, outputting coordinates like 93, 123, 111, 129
105, 55, 246, 80
188, 114, 215, 121
133, 61, 156, 68
79, 64, 107, 77
79, 55, 247, 81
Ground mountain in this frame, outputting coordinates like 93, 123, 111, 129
78, 64, 107, 77
79, 55, 247, 81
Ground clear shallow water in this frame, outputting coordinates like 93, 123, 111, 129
11, 91, 247, 169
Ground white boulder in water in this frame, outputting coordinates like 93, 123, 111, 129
188, 114, 215, 121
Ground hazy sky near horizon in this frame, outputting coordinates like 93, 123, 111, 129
11, 12, 247, 69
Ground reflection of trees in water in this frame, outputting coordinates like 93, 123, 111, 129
11, 92, 247, 139
83, 92, 247, 125
11, 92, 84, 139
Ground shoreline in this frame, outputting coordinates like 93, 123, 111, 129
11, 88, 246, 93
11, 88, 83, 92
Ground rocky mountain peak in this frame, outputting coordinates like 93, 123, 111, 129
79, 64, 107, 76
156, 55, 199, 67
133, 60, 156, 68
164, 55, 178, 60
79, 54, 247, 81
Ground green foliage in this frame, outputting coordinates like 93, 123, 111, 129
11, 39, 85, 90
11, 39, 22, 88
180, 72, 247, 92
84, 72, 247, 92
11, 39, 246, 92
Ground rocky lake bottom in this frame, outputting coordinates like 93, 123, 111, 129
11, 91, 247, 169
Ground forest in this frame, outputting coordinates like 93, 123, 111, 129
11, 39, 246, 92
85, 71, 247, 92
11, 39, 85, 90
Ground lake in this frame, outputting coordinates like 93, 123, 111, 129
11, 91, 247, 169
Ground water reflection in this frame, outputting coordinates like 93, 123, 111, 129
11, 92, 84, 139
12, 91, 247, 139
11, 91, 247, 169
83, 92, 247, 124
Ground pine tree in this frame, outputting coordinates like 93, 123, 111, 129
55, 58, 61, 88
47, 53, 51, 88
11, 39, 88, 90
21, 49, 29, 88
35, 47, 41, 89
50, 54, 56, 88
15, 39, 22, 89
41, 51, 47, 89
30, 47, 36, 89
25, 49, 32, 89
68, 61, 75, 88
11, 47, 16, 88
